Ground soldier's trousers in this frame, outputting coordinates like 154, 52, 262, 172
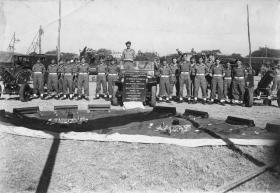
108, 74, 118, 96
179, 73, 191, 98
63, 75, 73, 94
223, 78, 232, 99
33, 73, 44, 95
78, 74, 89, 96
232, 78, 245, 101
58, 77, 64, 93
169, 75, 177, 97
194, 75, 207, 99
211, 77, 224, 100
96, 74, 107, 95
72, 76, 78, 94
47, 74, 58, 94
159, 76, 170, 97
190, 75, 195, 97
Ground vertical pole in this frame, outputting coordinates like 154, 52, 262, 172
57, 0, 61, 62
39, 25, 42, 54
247, 4, 252, 68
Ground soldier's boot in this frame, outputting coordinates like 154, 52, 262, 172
61, 95, 67, 100
179, 97, 183, 103
40, 93, 44, 99
94, 94, 100, 100
69, 94, 74, 100
202, 98, 207, 105
220, 99, 225, 106
187, 97, 191, 104
158, 97, 163, 102
166, 97, 171, 103
208, 99, 214, 104
193, 97, 198, 104
84, 96, 89, 101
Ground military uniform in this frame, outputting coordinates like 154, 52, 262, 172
190, 63, 196, 98
32, 62, 45, 96
77, 62, 89, 97
47, 63, 59, 95
63, 63, 74, 97
72, 62, 79, 95
107, 64, 120, 97
57, 63, 64, 95
206, 60, 214, 97
194, 63, 208, 100
179, 60, 192, 100
96, 63, 108, 97
159, 65, 171, 98
210, 64, 224, 101
232, 66, 246, 103
122, 48, 135, 70
272, 67, 280, 91
169, 63, 178, 98
223, 67, 232, 101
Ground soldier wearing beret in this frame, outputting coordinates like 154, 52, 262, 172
232, 59, 247, 106
107, 58, 120, 99
62, 59, 74, 100
169, 57, 179, 100
223, 62, 233, 103
47, 59, 59, 98
121, 41, 136, 70
95, 57, 108, 99
272, 61, 280, 101
32, 59, 46, 99
77, 57, 89, 100
159, 59, 172, 102
194, 56, 208, 104
178, 53, 192, 103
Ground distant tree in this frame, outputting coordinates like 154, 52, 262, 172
45, 50, 78, 61
251, 47, 280, 58
135, 51, 158, 61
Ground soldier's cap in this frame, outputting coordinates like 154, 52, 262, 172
125, 41, 131, 45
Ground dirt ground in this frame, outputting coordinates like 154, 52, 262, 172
0, 81, 280, 193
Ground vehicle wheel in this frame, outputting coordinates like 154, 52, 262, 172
15, 69, 32, 84
263, 98, 272, 106
244, 87, 253, 107
150, 85, 156, 107
277, 90, 280, 107
19, 84, 32, 102
111, 85, 119, 106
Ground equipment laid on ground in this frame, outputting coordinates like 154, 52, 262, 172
112, 61, 157, 107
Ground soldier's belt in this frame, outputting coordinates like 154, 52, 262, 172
64, 73, 72, 75
213, 74, 223, 77
224, 77, 232, 79
49, 73, 57, 75
171, 74, 176, 76
181, 72, 189, 74
79, 73, 88, 75
108, 74, 118, 75
234, 77, 244, 79
34, 72, 42, 74
161, 75, 169, 77
98, 73, 106, 75
196, 74, 205, 76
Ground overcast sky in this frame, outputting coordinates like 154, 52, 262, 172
0, 0, 279, 56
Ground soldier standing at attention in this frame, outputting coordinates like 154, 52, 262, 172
47, 59, 59, 99
272, 62, 280, 103
169, 57, 179, 100
153, 57, 161, 97
121, 41, 136, 70
178, 53, 192, 103
209, 58, 225, 105
206, 54, 215, 100
72, 58, 79, 97
159, 59, 171, 102
57, 60, 64, 98
190, 56, 196, 100
107, 58, 120, 99
194, 56, 208, 104
77, 57, 89, 100
62, 59, 74, 100
232, 59, 247, 106
32, 59, 45, 99
95, 57, 108, 99
223, 62, 232, 103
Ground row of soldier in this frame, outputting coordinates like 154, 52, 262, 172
154, 53, 249, 106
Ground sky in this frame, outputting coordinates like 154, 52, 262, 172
0, 0, 279, 56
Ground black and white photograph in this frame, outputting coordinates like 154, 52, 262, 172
0, 0, 280, 192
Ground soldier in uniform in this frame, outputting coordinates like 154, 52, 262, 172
153, 57, 161, 96
121, 41, 136, 70
194, 56, 208, 104
206, 54, 215, 100
62, 59, 74, 100
47, 59, 59, 99
32, 59, 45, 99
209, 58, 225, 105
95, 57, 108, 99
169, 57, 179, 100
107, 58, 120, 99
72, 58, 79, 97
159, 59, 171, 102
178, 53, 192, 103
232, 59, 247, 106
57, 60, 64, 98
223, 62, 232, 103
77, 57, 89, 100
272, 62, 280, 99
190, 56, 196, 100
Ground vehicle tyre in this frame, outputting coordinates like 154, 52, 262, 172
150, 85, 156, 107
245, 87, 253, 107
19, 84, 32, 102
111, 85, 119, 106
15, 69, 32, 84
263, 98, 272, 106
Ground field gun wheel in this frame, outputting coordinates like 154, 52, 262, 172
15, 69, 32, 84
19, 84, 32, 102
150, 85, 156, 107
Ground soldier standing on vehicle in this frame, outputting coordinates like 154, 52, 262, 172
95, 57, 108, 99
209, 58, 225, 105
272, 62, 280, 98
159, 59, 171, 102
232, 59, 247, 106
32, 59, 45, 99
223, 62, 232, 103
194, 56, 208, 104
178, 53, 192, 103
62, 59, 74, 100
121, 41, 136, 70
77, 57, 89, 100
169, 57, 179, 100
107, 58, 120, 99
47, 59, 59, 99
